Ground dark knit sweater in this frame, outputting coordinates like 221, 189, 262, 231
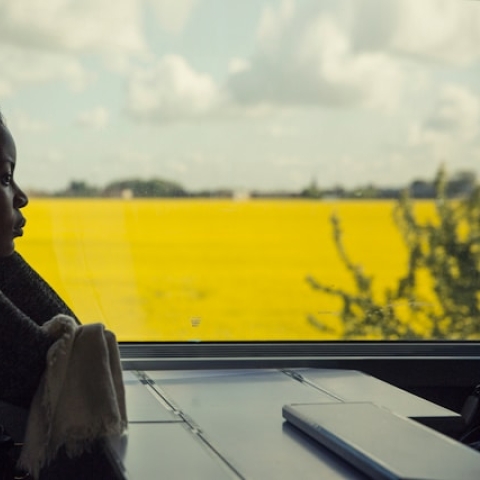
0, 252, 78, 407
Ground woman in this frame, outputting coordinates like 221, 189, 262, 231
0, 112, 78, 407
0, 112, 122, 479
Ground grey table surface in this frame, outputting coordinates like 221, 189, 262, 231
106, 368, 465, 479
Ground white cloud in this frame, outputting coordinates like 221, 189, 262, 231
125, 1, 410, 124
268, 155, 304, 167
228, 58, 251, 75
43, 148, 65, 165
227, 6, 404, 112
225, 0, 480, 114
7, 111, 50, 133
0, 46, 93, 98
265, 123, 298, 138
393, 0, 480, 65
257, 0, 295, 54
119, 0, 479, 126
0, 80, 14, 98
147, 0, 199, 35
0, 0, 145, 54
126, 55, 224, 122
408, 84, 480, 156
352, 0, 480, 65
76, 107, 110, 130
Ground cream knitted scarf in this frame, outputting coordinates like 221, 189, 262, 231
17, 315, 127, 478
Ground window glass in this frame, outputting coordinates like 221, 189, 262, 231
2, 0, 480, 341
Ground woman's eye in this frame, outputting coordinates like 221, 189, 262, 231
1, 174, 12, 186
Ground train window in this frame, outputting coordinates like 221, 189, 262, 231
2, 0, 480, 342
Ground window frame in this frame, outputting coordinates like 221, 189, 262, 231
119, 341, 480, 395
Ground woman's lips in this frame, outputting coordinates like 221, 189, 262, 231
13, 218, 26, 236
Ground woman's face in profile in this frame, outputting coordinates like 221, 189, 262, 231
0, 125, 28, 257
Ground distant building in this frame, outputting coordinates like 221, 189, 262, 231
121, 188, 134, 199
233, 189, 251, 201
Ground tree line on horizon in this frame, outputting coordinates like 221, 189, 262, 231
27, 169, 477, 199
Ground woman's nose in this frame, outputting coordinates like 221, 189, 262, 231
14, 182, 28, 208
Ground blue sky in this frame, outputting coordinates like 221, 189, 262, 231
0, 0, 479, 192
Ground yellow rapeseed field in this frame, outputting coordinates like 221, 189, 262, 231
16, 199, 435, 341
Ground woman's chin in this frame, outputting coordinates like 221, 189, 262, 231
0, 242, 15, 257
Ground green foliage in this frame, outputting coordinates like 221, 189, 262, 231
307, 166, 480, 340
300, 179, 323, 199
55, 180, 100, 197
53, 177, 187, 198
104, 178, 187, 198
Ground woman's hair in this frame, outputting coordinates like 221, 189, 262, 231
0, 110, 5, 128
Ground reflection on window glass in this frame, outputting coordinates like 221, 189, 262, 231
3, 0, 480, 341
